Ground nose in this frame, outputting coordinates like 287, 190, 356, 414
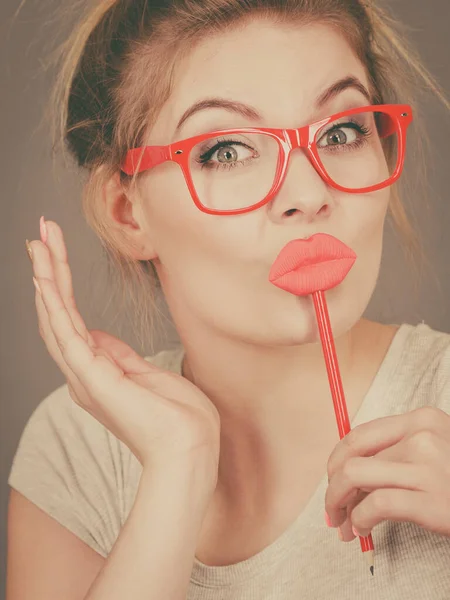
267, 144, 335, 225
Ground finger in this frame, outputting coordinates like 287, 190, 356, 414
403, 429, 450, 469
371, 428, 450, 478
327, 416, 409, 481
337, 491, 367, 542
349, 488, 450, 538
328, 408, 450, 482
30, 241, 77, 368
325, 457, 429, 528
327, 411, 422, 481
35, 273, 131, 399
31, 237, 152, 395
33, 270, 74, 374
35, 223, 94, 348
33, 273, 88, 399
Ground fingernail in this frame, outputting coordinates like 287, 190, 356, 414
25, 239, 33, 263
325, 511, 333, 527
33, 277, 42, 295
338, 527, 344, 541
352, 525, 360, 537
40, 216, 48, 244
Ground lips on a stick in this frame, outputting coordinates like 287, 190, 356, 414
269, 233, 374, 572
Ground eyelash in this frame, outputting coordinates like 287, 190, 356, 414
318, 121, 372, 151
196, 139, 254, 171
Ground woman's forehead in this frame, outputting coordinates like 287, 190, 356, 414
183, 24, 363, 92
155, 21, 369, 140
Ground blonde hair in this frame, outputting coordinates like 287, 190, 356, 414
39, 0, 450, 351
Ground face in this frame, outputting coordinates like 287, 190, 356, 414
131, 21, 390, 345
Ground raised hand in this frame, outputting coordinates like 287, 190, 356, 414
26, 219, 221, 477
325, 407, 450, 541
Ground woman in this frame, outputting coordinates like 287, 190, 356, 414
7, 0, 450, 598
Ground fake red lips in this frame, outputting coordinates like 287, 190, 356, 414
269, 233, 357, 295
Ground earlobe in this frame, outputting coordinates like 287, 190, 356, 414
102, 171, 159, 261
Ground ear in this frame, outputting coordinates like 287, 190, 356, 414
102, 171, 158, 261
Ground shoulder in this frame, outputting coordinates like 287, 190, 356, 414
8, 344, 185, 557
396, 322, 449, 371
392, 322, 450, 407
400, 321, 450, 349
8, 381, 124, 557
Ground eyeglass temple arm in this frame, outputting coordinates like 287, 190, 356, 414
121, 146, 170, 175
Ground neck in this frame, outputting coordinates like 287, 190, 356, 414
180, 318, 386, 508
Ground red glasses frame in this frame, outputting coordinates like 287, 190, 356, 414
121, 103, 413, 216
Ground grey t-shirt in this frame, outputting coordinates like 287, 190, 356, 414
8, 322, 450, 599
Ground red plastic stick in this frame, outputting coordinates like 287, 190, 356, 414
312, 290, 374, 562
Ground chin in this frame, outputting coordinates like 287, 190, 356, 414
323, 283, 371, 338
273, 284, 368, 346
242, 306, 360, 348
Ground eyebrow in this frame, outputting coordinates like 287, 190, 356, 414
174, 76, 373, 135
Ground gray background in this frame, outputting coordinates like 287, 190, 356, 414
1, 0, 449, 595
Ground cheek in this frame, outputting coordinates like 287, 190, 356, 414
341, 191, 390, 286
352, 189, 390, 240
141, 169, 253, 290
141, 166, 209, 245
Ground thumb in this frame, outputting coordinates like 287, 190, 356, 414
89, 330, 154, 376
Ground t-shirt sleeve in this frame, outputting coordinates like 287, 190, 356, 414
8, 383, 128, 558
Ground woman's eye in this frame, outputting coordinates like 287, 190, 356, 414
317, 125, 358, 148
205, 142, 254, 165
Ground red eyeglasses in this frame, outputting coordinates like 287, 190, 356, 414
121, 103, 413, 216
